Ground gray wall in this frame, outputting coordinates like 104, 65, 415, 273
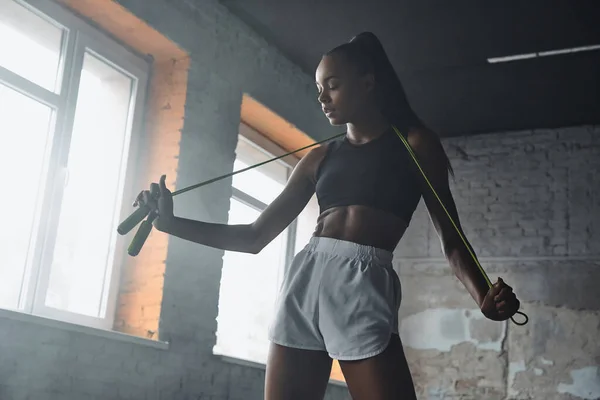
395, 126, 600, 400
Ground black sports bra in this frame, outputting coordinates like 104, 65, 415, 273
315, 127, 422, 224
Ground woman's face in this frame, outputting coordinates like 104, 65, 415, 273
315, 53, 375, 126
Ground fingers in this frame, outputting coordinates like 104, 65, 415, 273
482, 277, 521, 320
142, 190, 153, 206
487, 281, 504, 298
150, 183, 160, 198
131, 189, 158, 209
490, 277, 512, 298
159, 175, 167, 194
133, 190, 149, 207
494, 286, 513, 302
133, 191, 142, 207
132, 176, 168, 207
494, 286, 519, 316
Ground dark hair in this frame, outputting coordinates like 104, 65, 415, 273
326, 32, 454, 176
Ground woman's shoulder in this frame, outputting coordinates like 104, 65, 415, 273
304, 137, 337, 166
404, 125, 454, 175
298, 133, 345, 182
405, 125, 442, 151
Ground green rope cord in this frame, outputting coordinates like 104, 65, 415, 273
171, 132, 346, 197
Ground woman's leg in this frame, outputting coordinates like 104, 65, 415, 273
265, 343, 333, 400
338, 334, 417, 400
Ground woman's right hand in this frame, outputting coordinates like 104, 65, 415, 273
133, 174, 174, 231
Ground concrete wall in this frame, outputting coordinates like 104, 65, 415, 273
395, 125, 600, 400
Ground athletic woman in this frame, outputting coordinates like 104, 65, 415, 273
135, 32, 522, 400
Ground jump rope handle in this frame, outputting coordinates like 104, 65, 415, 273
117, 181, 163, 236
117, 205, 151, 235
118, 184, 160, 256
127, 211, 157, 256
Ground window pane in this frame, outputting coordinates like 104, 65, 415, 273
216, 198, 287, 364
0, 83, 54, 310
232, 138, 289, 204
0, 0, 65, 92
45, 52, 134, 317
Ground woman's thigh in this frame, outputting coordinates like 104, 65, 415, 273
265, 342, 333, 400
339, 334, 417, 400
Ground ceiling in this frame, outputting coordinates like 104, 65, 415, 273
219, 0, 600, 137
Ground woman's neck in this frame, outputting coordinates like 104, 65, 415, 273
345, 110, 390, 145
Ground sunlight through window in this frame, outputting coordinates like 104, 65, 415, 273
0, 0, 64, 92
0, 84, 54, 309
0, 0, 148, 330
46, 53, 135, 317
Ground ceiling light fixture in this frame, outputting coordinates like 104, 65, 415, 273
487, 44, 600, 63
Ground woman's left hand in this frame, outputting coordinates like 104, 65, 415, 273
480, 277, 521, 321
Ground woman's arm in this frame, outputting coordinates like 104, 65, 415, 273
406, 127, 519, 319
150, 146, 326, 254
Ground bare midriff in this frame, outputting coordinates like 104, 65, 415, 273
312, 205, 408, 252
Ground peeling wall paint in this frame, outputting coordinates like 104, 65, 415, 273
540, 357, 555, 366
557, 366, 600, 400
399, 308, 505, 352
508, 360, 526, 397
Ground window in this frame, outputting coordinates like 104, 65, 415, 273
0, 0, 149, 330
214, 123, 320, 364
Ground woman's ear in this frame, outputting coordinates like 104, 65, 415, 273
363, 72, 376, 93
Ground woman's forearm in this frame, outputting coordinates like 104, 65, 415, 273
446, 243, 490, 307
155, 216, 259, 253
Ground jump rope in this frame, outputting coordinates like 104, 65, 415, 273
117, 125, 529, 326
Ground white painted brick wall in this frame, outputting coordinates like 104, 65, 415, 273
397, 126, 600, 260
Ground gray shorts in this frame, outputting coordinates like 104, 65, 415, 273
268, 236, 402, 361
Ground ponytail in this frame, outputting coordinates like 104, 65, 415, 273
326, 32, 454, 177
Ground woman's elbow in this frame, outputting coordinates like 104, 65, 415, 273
246, 224, 269, 254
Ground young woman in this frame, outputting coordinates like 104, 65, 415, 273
136, 32, 522, 400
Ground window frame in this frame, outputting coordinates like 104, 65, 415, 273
0, 0, 150, 330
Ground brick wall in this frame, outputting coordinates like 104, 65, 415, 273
114, 57, 190, 339
394, 126, 600, 399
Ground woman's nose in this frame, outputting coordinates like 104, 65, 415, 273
318, 91, 329, 104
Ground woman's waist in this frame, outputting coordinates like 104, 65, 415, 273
312, 205, 407, 251
305, 235, 394, 265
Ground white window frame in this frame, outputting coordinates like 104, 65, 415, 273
0, 0, 150, 330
